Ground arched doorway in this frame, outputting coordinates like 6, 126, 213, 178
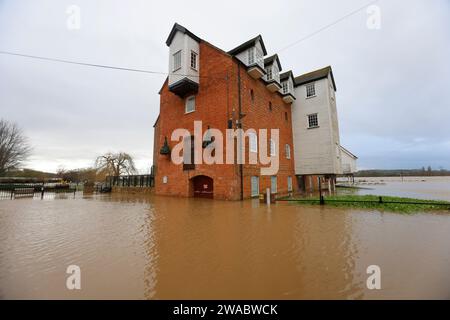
192, 175, 214, 199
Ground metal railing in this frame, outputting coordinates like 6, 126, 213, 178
106, 174, 154, 188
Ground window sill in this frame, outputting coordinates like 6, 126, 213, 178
306, 95, 316, 99
307, 126, 320, 130
190, 67, 198, 72
173, 67, 181, 73
185, 110, 195, 114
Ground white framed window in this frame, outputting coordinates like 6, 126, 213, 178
282, 81, 289, 94
190, 51, 198, 70
285, 144, 291, 159
173, 50, 182, 71
248, 47, 255, 65
266, 67, 272, 81
308, 113, 318, 128
306, 82, 315, 97
270, 139, 276, 156
287, 176, 293, 192
271, 176, 277, 194
251, 176, 259, 197
249, 132, 258, 153
185, 95, 196, 113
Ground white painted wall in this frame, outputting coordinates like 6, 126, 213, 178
341, 147, 357, 174
168, 31, 200, 86
291, 76, 342, 175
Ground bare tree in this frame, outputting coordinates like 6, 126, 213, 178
95, 152, 137, 176
0, 119, 31, 175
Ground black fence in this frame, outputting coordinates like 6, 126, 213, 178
106, 175, 154, 188
0, 184, 77, 200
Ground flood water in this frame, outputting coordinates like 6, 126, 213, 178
1, 182, 450, 299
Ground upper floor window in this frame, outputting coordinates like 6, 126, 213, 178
270, 139, 276, 156
250, 89, 254, 102
269, 102, 272, 111
285, 112, 288, 121
308, 113, 319, 128
306, 82, 315, 97
266, 67, 273, 81
285, 144, 291, 159
190, 51, 198, 70
185, 95, 196, 113
248, 47, 255, 65
173, 50, 182, 71
282, 81, 289, 94
249, 132, 258, 153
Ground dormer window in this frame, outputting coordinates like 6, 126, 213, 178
282, 82, 289, 94
248, 47, 255, 65
190, 51, 198, 70
173, 50, 182, 71
266, 67, 273, 81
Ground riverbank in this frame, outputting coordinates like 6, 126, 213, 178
293, 194, 450, 213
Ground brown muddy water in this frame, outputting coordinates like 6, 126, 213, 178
1, 192, 450, 300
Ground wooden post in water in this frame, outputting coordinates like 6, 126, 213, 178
41, 183, 44, 200
319, 177, 324, 205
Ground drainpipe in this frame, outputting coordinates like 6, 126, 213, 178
237, 63, 244, 201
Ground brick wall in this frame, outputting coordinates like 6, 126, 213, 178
155, 41, 297, 200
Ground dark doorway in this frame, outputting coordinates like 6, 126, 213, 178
192, 175, 214, 199
297, 175, 306, 193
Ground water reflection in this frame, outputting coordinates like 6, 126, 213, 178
1, 194, 450, 299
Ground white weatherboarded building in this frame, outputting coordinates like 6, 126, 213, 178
291, 66, 357, 191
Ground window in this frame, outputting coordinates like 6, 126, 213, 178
287, 176, 293, 192
248, 47, 255, 65
185, 95, 196, 113
173, 50, 182, 71
249, 132, 258, 153
308, 113, 319, 128
269, 102, 272, 111
190, 51, 198, 70
251, 176, 259, 197
306, 82, 315, 97
270, 139, 276, 156
266, 67, 272, 81
285, 144, 291, 159
271, 176, 277, 194
282, 81, 289, 94
285, 112, 288, 121
250, 89, 254, 102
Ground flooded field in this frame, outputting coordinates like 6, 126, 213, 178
1, 188, 450, 300
340, 176, 450, 201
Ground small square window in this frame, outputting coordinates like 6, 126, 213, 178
190, 51, 198, 70
185, 96, 196, 113
308, 114, 318, 128
306, 82, 315, 97
173, 50, 182, 71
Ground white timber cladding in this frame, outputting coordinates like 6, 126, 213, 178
235, 40, 264, 69
291, 76, 343, 175
168, 31, 200, 87
341, 147, 357, 174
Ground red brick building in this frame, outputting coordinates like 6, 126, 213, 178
153, 23, 298, 200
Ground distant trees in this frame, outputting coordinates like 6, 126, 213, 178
0, 119, 31, 175
95, 152, 136, 176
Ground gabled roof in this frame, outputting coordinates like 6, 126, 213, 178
228, 35, 267, 56
166, 23, 202, 46
264, 54, 282, 71
340, 145, 358, 159
280, 70, 294, 82
294, 66, 337, 91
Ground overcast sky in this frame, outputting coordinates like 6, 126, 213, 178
1, 0, 449, 173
